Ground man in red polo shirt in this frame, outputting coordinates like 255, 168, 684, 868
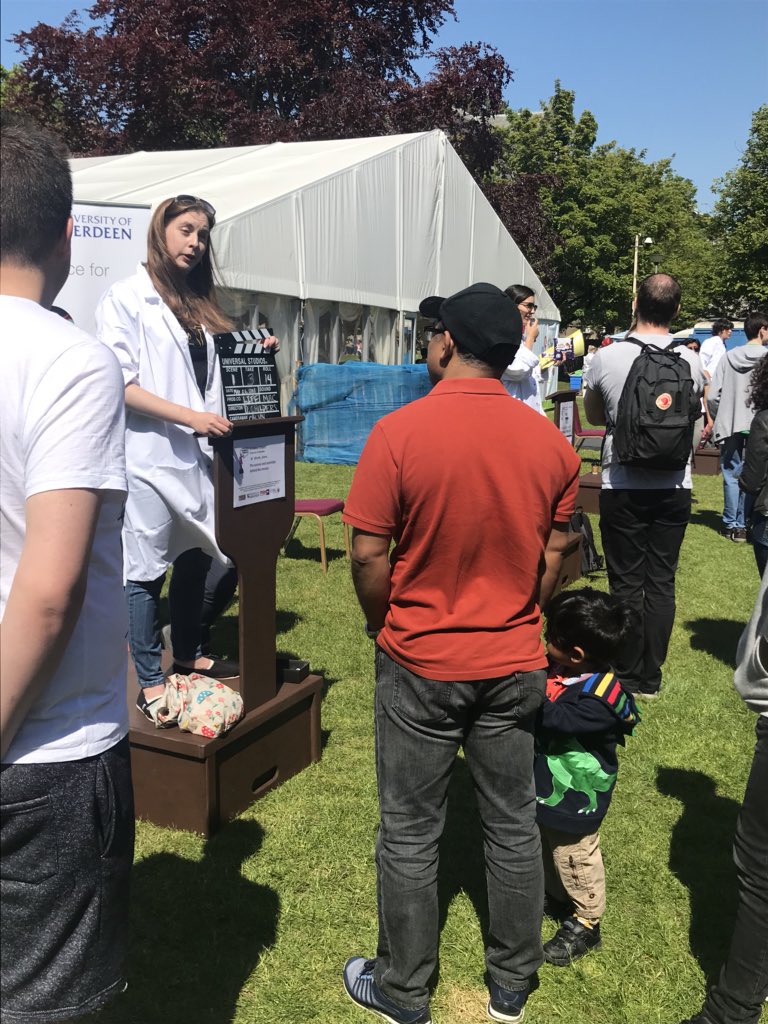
341, 283, 581, 1024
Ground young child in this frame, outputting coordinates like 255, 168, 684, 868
536, 587, 639, 966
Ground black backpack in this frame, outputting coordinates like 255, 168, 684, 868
610, 337, 701, 470
569, 508, 604, 575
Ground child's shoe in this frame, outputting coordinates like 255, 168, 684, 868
543, 916, 601, 966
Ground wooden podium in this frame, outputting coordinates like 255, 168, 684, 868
549, 390, 602, 515
127, 417, 323, 835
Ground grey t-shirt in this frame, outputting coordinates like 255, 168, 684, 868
584, 332, 705, 490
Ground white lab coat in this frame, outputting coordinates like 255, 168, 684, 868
96, 264, 228, 582
501, 345, 545, 414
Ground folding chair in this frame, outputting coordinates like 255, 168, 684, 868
284, 499, 351, 574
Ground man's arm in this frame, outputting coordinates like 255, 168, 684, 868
583, 386, 606, 426
539, 522, 573, 612
350, 529, 392, 632
0, 488, 103, 760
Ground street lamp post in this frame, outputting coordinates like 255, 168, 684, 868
631, 234, 654, 314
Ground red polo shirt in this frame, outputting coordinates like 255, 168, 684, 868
343, 377, 581, 680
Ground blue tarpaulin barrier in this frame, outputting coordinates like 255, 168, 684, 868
293, 363, 431, 464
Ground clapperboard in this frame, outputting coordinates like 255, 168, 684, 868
214, 328, 281, 421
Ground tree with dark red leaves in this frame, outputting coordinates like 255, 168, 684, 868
8, 0, 506, 172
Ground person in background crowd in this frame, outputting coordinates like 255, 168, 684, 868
501, 283, 547, 414
701, 318, 735, 436
582, 343, 599, 376
1, 112, 134, 1023
341, 283, 581, 1024
707, 312, 768, 543
700, 318, 734, 380
97, 197, 277, 725
686, 337, 701, 354
681, 568, 768, 1024
739, 338, 768, 574
583, 274, 705, 700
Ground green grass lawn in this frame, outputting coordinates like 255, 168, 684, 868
94, 460, 761, 1024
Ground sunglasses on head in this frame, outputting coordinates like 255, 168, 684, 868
172, 195, 216, 221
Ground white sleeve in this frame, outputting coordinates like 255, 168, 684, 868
24, 341, 127, 499
96, 285, 141, 388
502, 345, 539, 382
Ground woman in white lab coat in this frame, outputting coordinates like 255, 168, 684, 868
500, 283, 546, 414
97, 196, 242, 725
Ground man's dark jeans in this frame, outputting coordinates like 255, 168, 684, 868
372, 648, 546, 1009
599, 488, 691, 694
702, 715, 768, 1023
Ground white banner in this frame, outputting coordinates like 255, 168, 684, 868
55, 202, 152, 335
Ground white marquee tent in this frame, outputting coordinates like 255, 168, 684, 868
71, 130, 560, 408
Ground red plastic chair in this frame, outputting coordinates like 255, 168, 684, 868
285, 499, 351, 574
572, 401, 605, 452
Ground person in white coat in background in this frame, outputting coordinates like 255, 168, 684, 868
97, 195, 262, 725
501, 284, 547, 415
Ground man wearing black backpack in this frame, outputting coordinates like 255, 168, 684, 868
583, 274, 705, 699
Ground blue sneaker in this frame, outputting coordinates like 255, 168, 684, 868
343, 957, 432, 1024
487, 978, 530, 1022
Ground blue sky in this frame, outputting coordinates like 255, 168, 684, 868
2, 0, 766, 211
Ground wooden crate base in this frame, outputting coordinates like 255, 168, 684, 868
553, 533, 582, 594
577, 472, 602, 515
128, 671, 323, 835
693, 446, 721, 475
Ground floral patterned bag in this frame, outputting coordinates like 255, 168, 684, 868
161, 672, 244, 738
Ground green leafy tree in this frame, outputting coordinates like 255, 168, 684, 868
492, 81, 715, 331
710, 105, 768, 311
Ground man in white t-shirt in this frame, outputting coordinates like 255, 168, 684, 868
0, 113, 134, 1022
583, 274, 704, 699
700, 318, 734, 437
700, 318, 734, 380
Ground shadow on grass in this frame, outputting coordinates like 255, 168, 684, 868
282, 537, 348, 568
688, 508, 724, 532
657, 767, 739, 983
685, 618, 744, 666
96, 819, 279, 1024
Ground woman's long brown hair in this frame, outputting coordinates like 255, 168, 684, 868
145, 197, 234, 334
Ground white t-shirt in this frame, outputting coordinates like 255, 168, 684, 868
584, 333, 705, 490
0, 297, 129, 764
699, 335, 726, 377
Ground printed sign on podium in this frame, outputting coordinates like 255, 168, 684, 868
214, 329, 281, 420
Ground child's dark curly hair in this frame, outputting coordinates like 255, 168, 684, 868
545, 587, 633, 669
748, 351, 768, 412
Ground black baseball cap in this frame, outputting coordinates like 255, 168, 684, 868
419, 283, 523, 362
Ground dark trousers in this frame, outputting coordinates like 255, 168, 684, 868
373, 648, 546, 1009
599, 488, 691, 694
126, 547, 213, 688
703, 716, 768, 1023
0, 737, 134, 1023
200, 560, 238, 653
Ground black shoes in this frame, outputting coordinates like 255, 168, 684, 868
343, 958, 432, 1023
170, 657, 239, 679
722, 526, 747, 543
136, 690, 174, 728
487, 977, 532, 1022
543, 916, 602, 967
